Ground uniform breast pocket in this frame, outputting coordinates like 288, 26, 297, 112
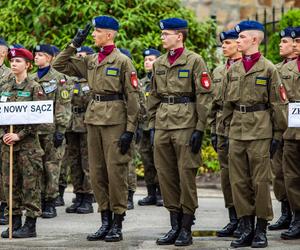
99, 67, 121, 92
171, 69, 192, 92
254, 76, 269, 102
226, 77, 240, 101
155, 69, 167, 92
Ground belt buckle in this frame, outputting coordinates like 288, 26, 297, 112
95, 94, 101, 102
168, 96, 175, 105
72, 106, 78, 113
240, 105, 246, 113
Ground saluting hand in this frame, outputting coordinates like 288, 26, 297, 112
72, 23, 92, 48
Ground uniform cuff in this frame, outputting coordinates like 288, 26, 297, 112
126, 123, 136, 133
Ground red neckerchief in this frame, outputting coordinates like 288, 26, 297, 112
98, 45, 116, 63
168, 47, 184, 65
242, 52, 261, 72
297, 56, 300, 72
284, 57, 297, 64
226, 58, 241, 69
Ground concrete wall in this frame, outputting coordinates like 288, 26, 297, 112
182, 0, 299, 31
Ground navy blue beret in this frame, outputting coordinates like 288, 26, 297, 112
220, 30, 239, 42
280, 27, 294, 38
119, 48, 132, 59
0, 38, 8, 47
51, 45, 60, 55
159, 18, 188, 30
291, 27, 300, 38
34, 44, 54, 56
143, 48, 161, 57
77, 46, 95, 55
9, 43, 24, 49
92, 16, 119, 31
235, 20, 264, 33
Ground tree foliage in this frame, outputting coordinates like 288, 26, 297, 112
266, 9, 300, 64
0, 0, 217, 73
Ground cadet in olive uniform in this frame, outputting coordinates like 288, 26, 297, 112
64, 46, 94, 214
1, 48, 44, 238
53, 16, 140, 242
137, 48, 163, 207
268, 27, 297, 231
280, 27, 300, 240
33, 44, 72, 219
148, 18, 212, 246
221, 21, 284, 248
209, 30, 242, 237
0, 38, 12, 225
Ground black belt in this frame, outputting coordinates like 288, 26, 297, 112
161, 96, 195, 104
72, 106, 85, 114
93, 94, 123, 102
234, 103, 269, 113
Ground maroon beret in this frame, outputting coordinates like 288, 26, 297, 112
8, 48, 33, 61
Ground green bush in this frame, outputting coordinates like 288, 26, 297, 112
266, 9, 300, 63
0, 0, 218, 74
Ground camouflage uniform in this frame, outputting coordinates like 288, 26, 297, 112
0, 76, 44, 219
33, 67, 71, 212
66, 78, 92, 194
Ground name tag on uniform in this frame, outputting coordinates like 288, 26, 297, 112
256, 77, 268, 86
43, 84, 57, 94
230, 77, 238, 81
156, 70, 166, 75
178, 69, 189, 78
17, 91, 31, 97
213, 79, 222, 83
106, 68, 119, 76
282, 75, 291, 79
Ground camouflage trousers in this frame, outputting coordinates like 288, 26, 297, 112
140, 130, 158, 186
128, 145, 137, 192
39, 134, 65, 201
65, 131, 92, 194
59, 143, 68, 189
1, 137, 43, 218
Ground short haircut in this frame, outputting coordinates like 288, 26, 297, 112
176, 29, 188, 43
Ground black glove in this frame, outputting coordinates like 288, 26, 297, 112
270, 139, 280, 159
189, 130, 203, 154
135, 128, 143, 144
118, 131, 134, 155
72, 23, 92, 48
53, 131, 64, 148
149, 128, 155, 146
211, 133, 218, 152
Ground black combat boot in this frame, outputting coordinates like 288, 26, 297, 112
13, 217, 37, 238
1, 215, 22, 238
230, 215, 255, 248
138, 184, 156, 206
66, 193, 83, 213
269, 200, 292, 230
0, 202, 8, 225
217, 206, 238, 237
87, 210, 112, 241
55, 185, 65, 207
77, 194, 94, 214
156, 211, 182, 245
281, 210, 300, 240
42, 199, 57, 218
127, 190, 134, 210
175, 213, 194, 246
251, 218, 268, 248
104, 213, 124, 242
156, 185, 163, 207
233, 218, 244, 238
